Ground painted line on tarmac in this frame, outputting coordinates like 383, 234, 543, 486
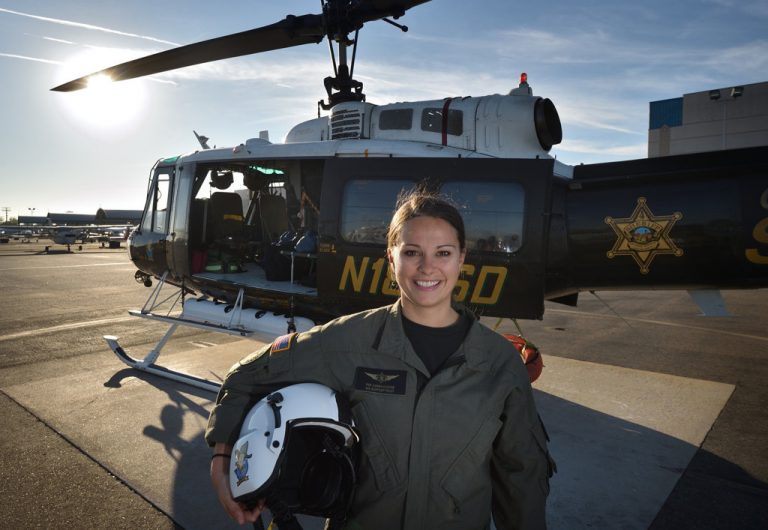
0, 316, 135, 342
0, 263, 133, 272
190, 341, 217, 348
548, 308, 768, 343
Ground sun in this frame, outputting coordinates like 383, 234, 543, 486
56, 48, 148, 131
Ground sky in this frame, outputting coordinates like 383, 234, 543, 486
1, 0, 766, 220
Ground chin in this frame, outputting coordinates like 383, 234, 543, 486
403, 292, 451, 311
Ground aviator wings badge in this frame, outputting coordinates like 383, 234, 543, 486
365, 372, 400, 383
605, 197, 683, 274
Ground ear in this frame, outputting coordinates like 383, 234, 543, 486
459, 248, 466, 266
386, 247, 395, 272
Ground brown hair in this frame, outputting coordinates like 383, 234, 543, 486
387, 188, 466, 250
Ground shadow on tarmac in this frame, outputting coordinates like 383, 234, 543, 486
651, 450, 768, 529
104, 369, 231, 529
99, 368, 766, 530
535, 391, 768, 530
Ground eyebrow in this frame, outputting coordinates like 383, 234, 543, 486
401, 243, 458, 249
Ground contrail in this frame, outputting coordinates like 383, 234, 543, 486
0, 52, 62, 65
0, 51, 178, 85
0, 7, 180, 46
42, 36, 75, 45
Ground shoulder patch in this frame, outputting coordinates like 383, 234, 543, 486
271, 333, 297, 353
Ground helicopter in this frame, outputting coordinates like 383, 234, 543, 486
53, 0, 768, 392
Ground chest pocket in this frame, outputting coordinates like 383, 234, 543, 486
440, 415, 502, 515
351, 401, 401, 493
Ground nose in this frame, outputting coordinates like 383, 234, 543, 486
418, 254, 435, 273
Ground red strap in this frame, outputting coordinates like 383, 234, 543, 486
441, 97, 453, 146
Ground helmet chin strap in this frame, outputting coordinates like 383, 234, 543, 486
264, 493, 303, 530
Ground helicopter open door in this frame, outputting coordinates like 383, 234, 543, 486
317, 157, 554, 319
130, 160, 177, 278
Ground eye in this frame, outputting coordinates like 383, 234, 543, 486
436, 249, 452, 257
403, 249, 420, 257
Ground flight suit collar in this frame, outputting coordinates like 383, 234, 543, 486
374, 301, 490, 373
375, 301, 430, 376
453, 312, 491, 371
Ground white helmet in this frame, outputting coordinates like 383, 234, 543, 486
230, 383, 359, 522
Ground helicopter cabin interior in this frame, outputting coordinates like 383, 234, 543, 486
186, 159, 324, 296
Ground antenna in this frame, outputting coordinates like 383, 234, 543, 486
193, 130, 211, 150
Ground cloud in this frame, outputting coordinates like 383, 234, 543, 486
0, 7, 179, 46
699, 40, 768, 76
703, 0, 768, 17
556, 139, 647, 158
140, 52, 338, 93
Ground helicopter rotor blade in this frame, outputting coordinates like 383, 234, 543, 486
51, 0, 432, 92
51, 14, 325, 92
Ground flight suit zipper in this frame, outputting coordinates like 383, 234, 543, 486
400, 368, 429, 530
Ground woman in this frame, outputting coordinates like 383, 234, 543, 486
206, 190, 554, 529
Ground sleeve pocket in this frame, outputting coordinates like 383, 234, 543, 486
530, 424, 556, 496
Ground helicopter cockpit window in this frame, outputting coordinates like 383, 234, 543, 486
421, 108, 463, 136
341, 179, 415, 244
141, 167, 173, 233
441, 181, 524, 253
379, 109, 413, 130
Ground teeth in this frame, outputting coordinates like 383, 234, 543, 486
416, 280, 439, 288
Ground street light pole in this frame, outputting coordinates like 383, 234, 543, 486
709, 86, 743, 151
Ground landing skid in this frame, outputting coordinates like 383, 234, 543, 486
103, 272, 263, 393
105, 328, 222, 393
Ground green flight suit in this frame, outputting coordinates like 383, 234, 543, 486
206, 301, 554, 530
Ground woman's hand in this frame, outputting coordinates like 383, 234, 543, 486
210, 442, 266, 525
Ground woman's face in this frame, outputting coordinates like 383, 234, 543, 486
387, 215, 466, 321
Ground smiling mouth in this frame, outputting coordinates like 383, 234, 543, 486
415, 280, 440, 289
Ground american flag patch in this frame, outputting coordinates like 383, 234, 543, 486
271, 333, 296, 353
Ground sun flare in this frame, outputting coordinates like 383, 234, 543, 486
56, 49, 148, 131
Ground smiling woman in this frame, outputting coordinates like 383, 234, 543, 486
56, 50, 148, 130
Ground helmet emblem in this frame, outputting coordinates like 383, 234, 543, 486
234, 441, 253, 486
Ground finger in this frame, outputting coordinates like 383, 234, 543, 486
224, 500, 244, 524
244, 508, 261, 523
216, 487, 247, 524
241, 500, 266, 523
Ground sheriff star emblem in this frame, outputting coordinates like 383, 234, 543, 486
605, 197, 683, 274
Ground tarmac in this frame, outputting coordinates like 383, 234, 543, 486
0, 240, 766, 529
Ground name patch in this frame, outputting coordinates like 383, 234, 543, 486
353, 367, 407, 395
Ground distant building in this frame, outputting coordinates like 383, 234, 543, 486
18, 216, 49, 225
96, 209, 143, 225
648, 81, 768, 157
47, 212, 96, 225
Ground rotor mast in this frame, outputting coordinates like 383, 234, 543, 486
319, 0, 366, 111
320, 32, 364, 110
318, 0, 411, 110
